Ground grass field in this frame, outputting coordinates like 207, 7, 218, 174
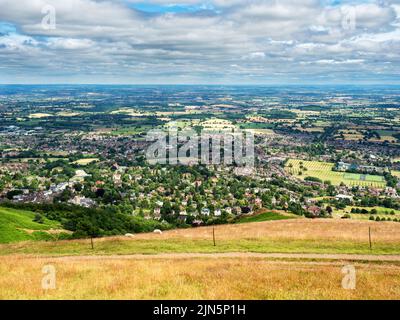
110, 125, 154, 136
73, 158, 99, 165
1, 219, 400, 299
28, 113, 53, 119
0, 207, 62, 243
392, 171, 400, 178
334, 206, 400, 220
236, 211, 296, 224
1, 219, 400, 256
1, 256, 399, 300
286, 159, 386, 188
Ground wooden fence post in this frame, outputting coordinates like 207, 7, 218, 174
213, 227, 216, 247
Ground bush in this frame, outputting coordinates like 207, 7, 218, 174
33, 213, 44, 224
304, 176, 323, 183
369, 216, 375, 221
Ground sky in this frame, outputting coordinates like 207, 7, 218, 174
0, 0, 399, 84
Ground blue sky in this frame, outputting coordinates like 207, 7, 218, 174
0, 0, 399, 84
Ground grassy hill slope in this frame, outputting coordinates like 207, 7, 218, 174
0, 207, 62, 243
236, 211, 297, 224
1, 219, 400, 256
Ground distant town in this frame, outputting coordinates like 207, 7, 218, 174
1, 85, 400, 238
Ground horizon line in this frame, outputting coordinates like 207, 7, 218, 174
1, 83, 400, 86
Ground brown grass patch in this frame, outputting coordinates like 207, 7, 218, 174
112, 219, 400, 243
0, 256, 399, 300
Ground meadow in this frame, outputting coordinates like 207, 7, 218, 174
286, 159, 386, 188
2, 219, 400, 256
1, 256, 399, 300
335, 206, 400, 220
1, 217, 400, 299
0, 207, 63, 243
236, 211, 297, 223
392, 171, 400, 178
73, 158, 100, 165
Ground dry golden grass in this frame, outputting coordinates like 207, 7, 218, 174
115, 219, 400, 242
1, 255, 399, 300
2, 220, 400, 300
1, 219, 400, 257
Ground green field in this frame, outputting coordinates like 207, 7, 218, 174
335, 206, 400, 220
0, 207, 62, 243
236, 211, 296, 224
73, 158, 100, 165
1, 231, 399, 256
110, 125, 154, 136
392, 171, 400, 178
286, 159, 386, 188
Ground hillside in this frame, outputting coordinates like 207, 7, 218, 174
1, 218, 400, 256
0, 207, 63, 243
1, 219, 400, 299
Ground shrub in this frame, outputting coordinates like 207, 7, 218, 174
33, 213, 44, 224
304, 176, 323, 183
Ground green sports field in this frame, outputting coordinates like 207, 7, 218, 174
286, 159, 386, 188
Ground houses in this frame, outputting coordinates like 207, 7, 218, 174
69, 196, 96, 208
113, 173, 122, 185
336, 161, 387, 174
335, 194, 353, 202
306, 206, 322, 217
337, 162, 358, 172
385, 187, 399, 198
153, 207, 162, 220
254, 198, 263, 209
50, 182, 72, 193
70, 170, 90, 183
234, 167, 254, 177
178, 211, 188, 222
224, 207, 232, 215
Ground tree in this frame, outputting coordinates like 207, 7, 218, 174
33, 213, 44, 224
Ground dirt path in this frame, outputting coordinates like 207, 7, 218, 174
19, 252, 400, 262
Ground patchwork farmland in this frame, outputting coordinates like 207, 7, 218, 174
285, 159, 387, 188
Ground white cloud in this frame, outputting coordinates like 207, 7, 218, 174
0, 0, 399, 83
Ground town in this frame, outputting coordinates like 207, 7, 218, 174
1, 85, 399, 239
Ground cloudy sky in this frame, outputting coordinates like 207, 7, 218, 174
0, 0, 399, 84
